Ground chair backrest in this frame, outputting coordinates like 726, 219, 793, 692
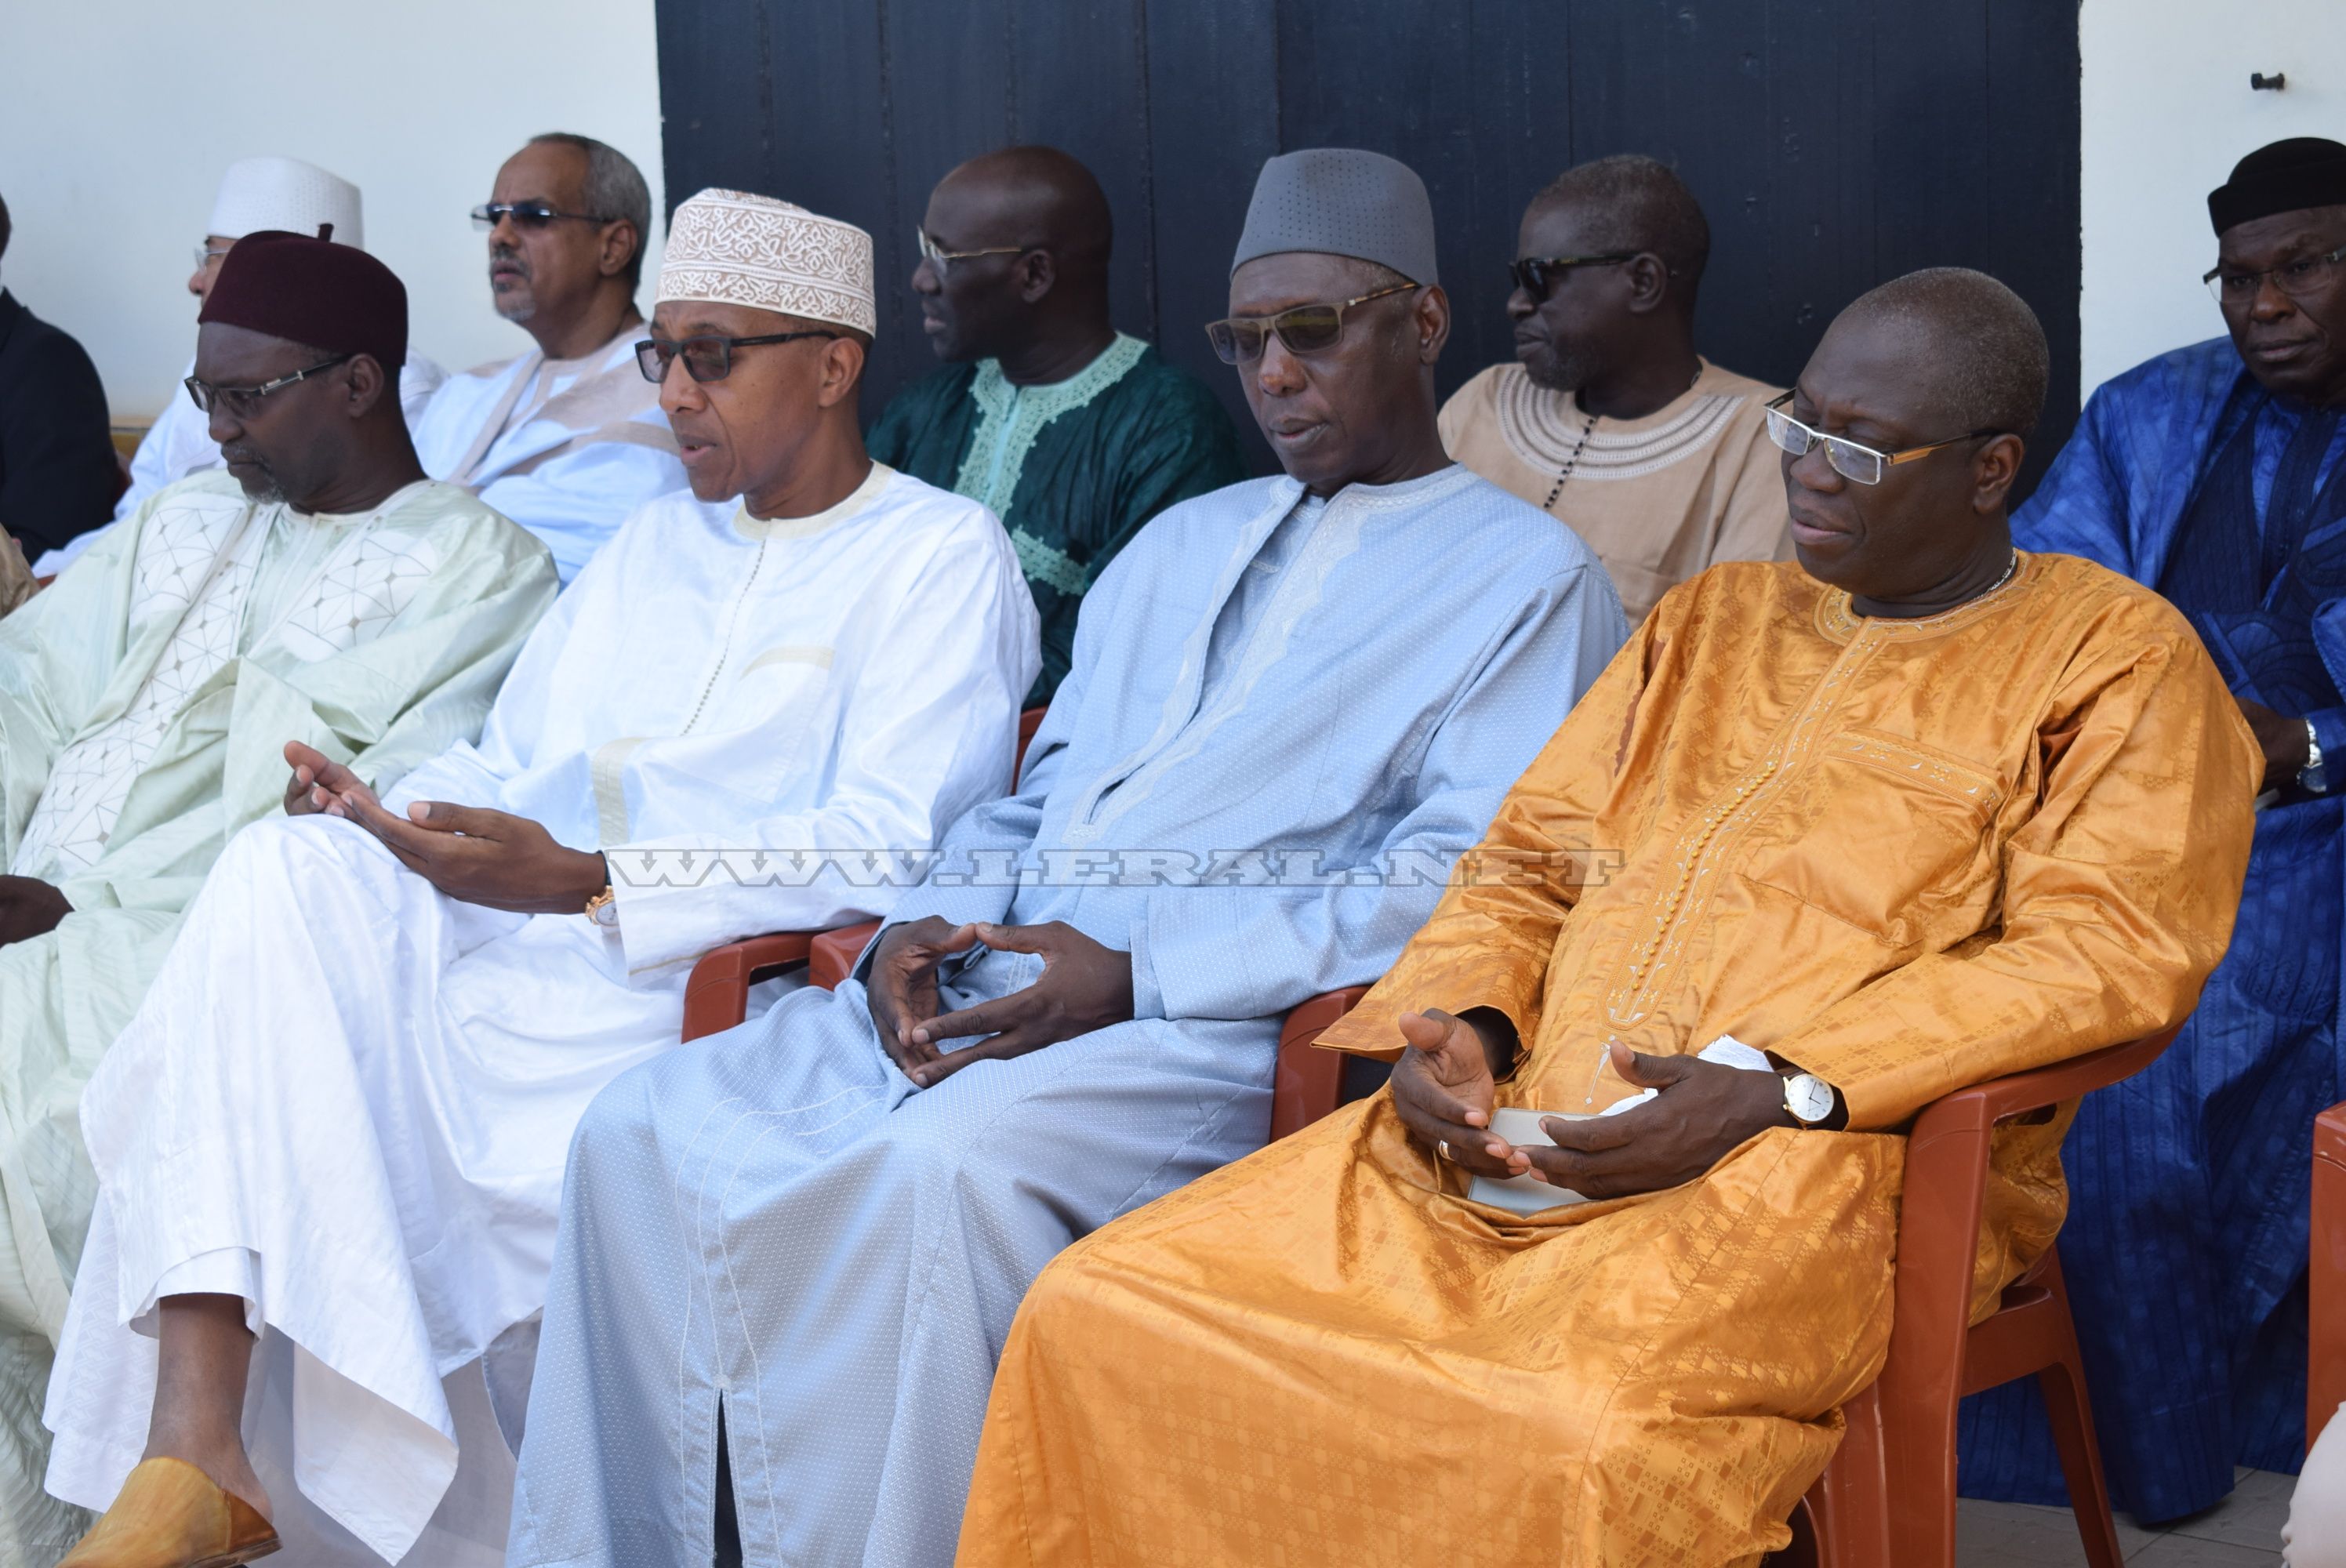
2315, 1100, 2346, 1449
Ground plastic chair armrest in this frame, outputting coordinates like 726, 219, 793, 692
1909, 1029, 2177, 1142
810, 920, 885, 991
681, 932, 815, 1042
1268, 986, 1372, 1141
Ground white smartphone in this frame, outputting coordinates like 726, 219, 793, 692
1465, 1107, 1592, 1216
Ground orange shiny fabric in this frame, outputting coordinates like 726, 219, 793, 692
957, 556, 2260, 1568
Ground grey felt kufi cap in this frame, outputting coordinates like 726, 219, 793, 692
1230, 147, 1438, 285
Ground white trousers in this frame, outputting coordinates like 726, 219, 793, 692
41, 813, 728, 1563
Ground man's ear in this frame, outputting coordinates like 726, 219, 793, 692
1971, 432, 2026, 514
1623, 253, 1671, 315
815, 336, 868, 409
599, 219, 640, 282
1412, 284, 1453, 366
343, 354, 390, 419
1017, 249, 1057, 306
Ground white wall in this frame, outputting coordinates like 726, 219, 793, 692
0, 0, 665, 422
2081, 0, 2346, 397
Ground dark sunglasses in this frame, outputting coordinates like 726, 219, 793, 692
471, 201, 621, 231
1509, 252, 1641, 296
1204, 281, 1419, 364
184, 354, 354, 418
635, 331, 841, 385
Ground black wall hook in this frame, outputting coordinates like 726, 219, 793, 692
2251, 71, 2287, 91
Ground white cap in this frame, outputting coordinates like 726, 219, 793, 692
658, 189, 876, 336
206, 156, 365, 248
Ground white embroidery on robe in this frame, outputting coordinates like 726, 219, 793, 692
278, 532, 443, 662
14, 507, 270, 878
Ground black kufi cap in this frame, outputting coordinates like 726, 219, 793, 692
2208, 137, 2346, 235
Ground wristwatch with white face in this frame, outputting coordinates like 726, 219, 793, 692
2304, 720, 2328, 795
1781, 1071, 1838, 1128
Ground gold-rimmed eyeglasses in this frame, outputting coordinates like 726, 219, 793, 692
1762, 393, 2005, 486
1203, 281, 1421, 364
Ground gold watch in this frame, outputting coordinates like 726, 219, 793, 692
584, 884, 619, 928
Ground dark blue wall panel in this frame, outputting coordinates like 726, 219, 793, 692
655, 0, 2081, 489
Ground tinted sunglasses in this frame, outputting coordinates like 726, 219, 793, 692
471, 202, 620, 231
635, 331, 841, 384
1509, 252, 1640, 296
1204, 281, 1418, 364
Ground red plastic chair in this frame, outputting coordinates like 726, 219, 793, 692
1269, 1010, 2167, 1568
1770, 1029, 2177, 1568
2315, 1098, 2346, 1451
1267, 988, 1371, 1138
681, 705, 1040, 1043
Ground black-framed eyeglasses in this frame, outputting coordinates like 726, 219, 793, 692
1509, 252, 1643, 297
915, 229, 1030, 277
184, 354, 354, 419
1204, 281, 1420, 365
471, 201, 621, 231
634, 332, 841, 385
1763, 393, 2005, 486
2204, 243, 2346, 310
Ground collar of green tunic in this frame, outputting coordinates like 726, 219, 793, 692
953, 332, 1149, 523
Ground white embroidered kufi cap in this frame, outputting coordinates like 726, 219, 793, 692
208, 156, 365, 248
657, 188, 876, 336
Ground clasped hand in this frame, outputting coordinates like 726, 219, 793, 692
282, 740, 605, 914
865, 916, 1135, 1089
1389, 1010, 1795, 1201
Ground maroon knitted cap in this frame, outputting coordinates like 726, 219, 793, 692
198, 224, 407, 368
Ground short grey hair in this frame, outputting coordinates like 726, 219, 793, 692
529, 132, 652, 289
1839, 267, 2050, 437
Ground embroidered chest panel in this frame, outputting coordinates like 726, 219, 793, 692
1494, 369, 1745, 483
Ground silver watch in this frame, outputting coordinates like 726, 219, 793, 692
1781, 1071, 1837, 1128
2304, 720, 2328, 795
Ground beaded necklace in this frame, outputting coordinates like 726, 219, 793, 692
1539, 362, 1705, 513
1540, 412, 1599, 512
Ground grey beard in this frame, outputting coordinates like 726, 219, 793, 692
495, 295, 537, 325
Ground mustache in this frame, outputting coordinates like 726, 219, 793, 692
490, 244, 531, 278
